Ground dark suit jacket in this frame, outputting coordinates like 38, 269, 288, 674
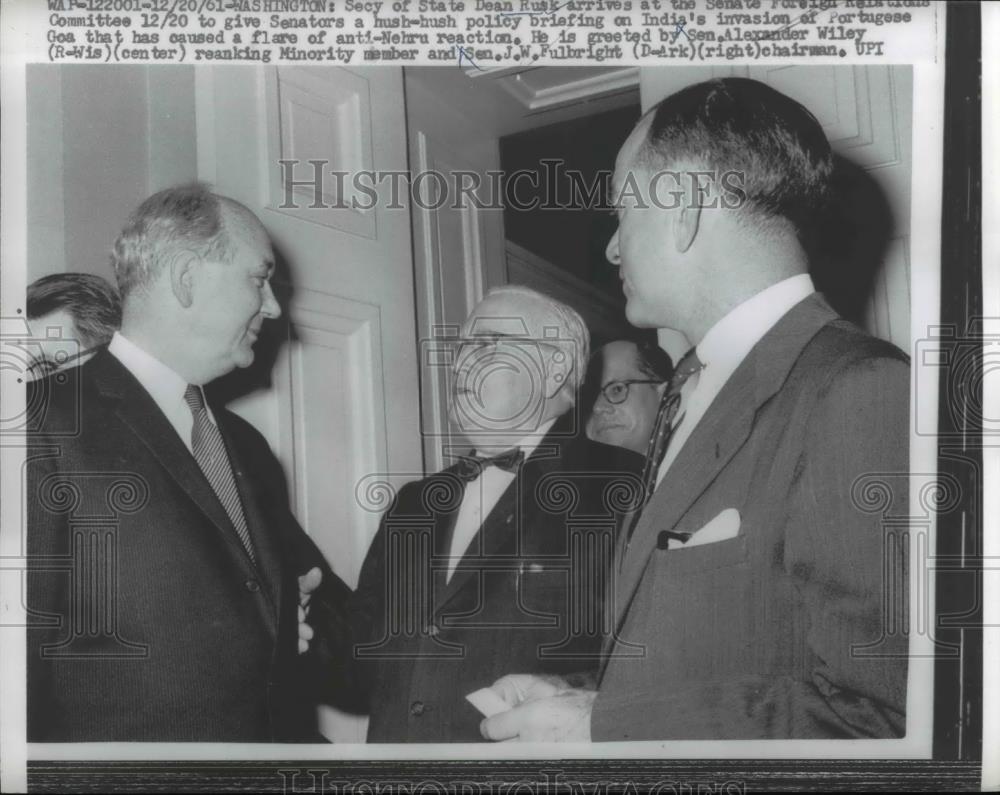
594, 294, 910, 740
351, 412, 642, 742
26, 349, 339, 742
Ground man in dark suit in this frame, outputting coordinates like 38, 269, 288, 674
480, 78, 909, 741
350, 285, 641, 742
26, 185, 345, 741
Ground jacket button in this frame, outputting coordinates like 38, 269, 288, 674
410, 700, 425, 716
244, 579, 261, 593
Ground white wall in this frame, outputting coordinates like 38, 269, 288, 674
26, 65, 198, 284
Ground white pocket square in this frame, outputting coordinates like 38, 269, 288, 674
685, 508, 741, 548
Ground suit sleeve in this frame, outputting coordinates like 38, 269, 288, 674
228, 411, 361, 710
783, 353, 909, 736
308, 483, 408, 713
591, 353, 909, 739
305, 569, 366, 711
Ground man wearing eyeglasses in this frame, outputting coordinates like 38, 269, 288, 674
585, 340, 674, 455
347, 285, 642, 742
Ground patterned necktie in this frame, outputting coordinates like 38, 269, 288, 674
453, 447, 525, 483
184, 385, 256, 563
638, 347, 705, 507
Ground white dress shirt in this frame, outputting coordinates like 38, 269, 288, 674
656, 274, 816, 484
446, 418, 556, 582
107, 331, 216, 455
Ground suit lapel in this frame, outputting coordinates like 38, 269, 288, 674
91, 352, 260, 570
614, 371, 756, 612
219, 419, 281, 629
435, 430, 565, 611
435, 474, 518, 611
427, 470, 464, 608
613, 294, 839, 623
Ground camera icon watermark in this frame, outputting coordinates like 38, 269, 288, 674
420, 319, 582, 441
1, 315, 83, 437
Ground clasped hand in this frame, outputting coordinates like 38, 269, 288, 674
478, 673, 596, 742
297, 566, 322, 654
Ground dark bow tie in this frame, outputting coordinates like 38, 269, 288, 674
453, 448, 525, 482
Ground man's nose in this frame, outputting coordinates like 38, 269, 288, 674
605, 228, 621, 267
593, 395, 615, 414
261, 282, 281, 320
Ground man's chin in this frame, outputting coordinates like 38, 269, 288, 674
593, 428, 627, 448
234, 347, 256, 368
624, 302, 654, 329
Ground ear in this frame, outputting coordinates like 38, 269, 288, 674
168, 250, 199, 309
674, 167, 720, 252
673, 197, 701, 253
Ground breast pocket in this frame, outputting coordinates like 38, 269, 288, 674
658, 534, 749, 574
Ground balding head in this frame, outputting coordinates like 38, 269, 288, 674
632, 77, 834, 233
606, 78, 828, 340
463, 285, 590, 389
111, 184, 260, 301
111, 184, 279, 385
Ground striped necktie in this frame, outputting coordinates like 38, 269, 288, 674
625, 347, 704, 543
184, 385, 256, 563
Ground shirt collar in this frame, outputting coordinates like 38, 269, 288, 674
695, 274, 815, 383
107, 331, 189, 409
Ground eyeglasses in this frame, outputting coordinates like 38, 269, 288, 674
598, 379, 664, 405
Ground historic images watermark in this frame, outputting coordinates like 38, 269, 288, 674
278, 159, 748, 213
277, 768, 748, 794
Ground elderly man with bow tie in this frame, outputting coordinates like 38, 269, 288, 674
347, 285, 641, 742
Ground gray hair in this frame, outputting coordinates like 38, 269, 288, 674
481, 284, 590, 396
111, 183, 235, 299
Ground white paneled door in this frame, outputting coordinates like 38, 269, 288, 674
197, 65, 423, 742
404, 71, 508, 474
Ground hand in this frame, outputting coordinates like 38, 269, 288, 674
488, 673, 571, 710
297, 566, 322, 654
480, 687, 596, 742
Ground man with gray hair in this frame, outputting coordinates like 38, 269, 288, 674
347, 285, 641, 742
27, 184, 345, 741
